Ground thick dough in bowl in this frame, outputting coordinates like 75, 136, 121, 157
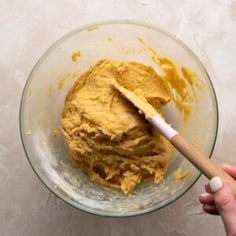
61, 59, 172, 194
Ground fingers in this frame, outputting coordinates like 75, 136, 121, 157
199, 193, 214, 205
221, 165, 236, 180
204, 165, 236, 194
203, 204, 219, 215
200, 164, 236, 235
210, 177, 236, 235
210, 177, 236, 214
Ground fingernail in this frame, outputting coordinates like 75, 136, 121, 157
221, 164, 231, 167
200, 193, 210, 198
210, 176, 223, 193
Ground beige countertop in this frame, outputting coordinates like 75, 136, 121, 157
1, 0, 236, 235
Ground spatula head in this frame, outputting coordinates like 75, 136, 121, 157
113, 81, 158, 118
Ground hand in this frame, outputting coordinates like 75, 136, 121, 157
199, 166, 236, 236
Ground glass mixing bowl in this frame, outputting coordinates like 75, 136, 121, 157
20, 20, 218, 217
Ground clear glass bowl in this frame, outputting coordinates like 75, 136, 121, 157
20, 20, 218, 217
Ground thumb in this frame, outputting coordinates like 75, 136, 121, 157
210, 176, 236, 235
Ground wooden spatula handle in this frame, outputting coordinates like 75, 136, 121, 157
171, 134, 236, 195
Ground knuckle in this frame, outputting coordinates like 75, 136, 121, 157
214, 192, 233, 210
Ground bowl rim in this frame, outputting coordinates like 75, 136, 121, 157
19, 19, 219, 218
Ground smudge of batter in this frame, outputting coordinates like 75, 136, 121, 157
52, 127, 58, 138
57, 77, 66, 90
25, 129, 32, 136
136, 36, 204, 122
173, 167, 191, 181
71, 50, 81, 62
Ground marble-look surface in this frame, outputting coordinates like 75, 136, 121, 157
1, 0, 236, 235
